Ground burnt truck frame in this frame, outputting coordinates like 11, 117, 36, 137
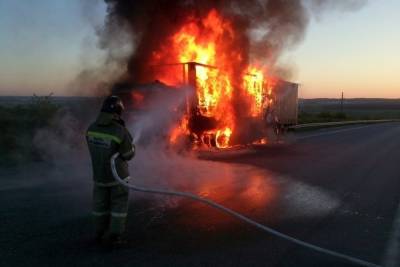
112, 62, 298, 146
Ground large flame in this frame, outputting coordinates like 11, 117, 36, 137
150, 9, 275, 149
243, 66, 265, 117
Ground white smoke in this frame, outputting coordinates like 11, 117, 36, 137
125, 85, 191, 147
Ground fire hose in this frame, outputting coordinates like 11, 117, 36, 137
111, 153, 381, 267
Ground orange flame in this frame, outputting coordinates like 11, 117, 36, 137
151, 9, 275, 148
170, 115, 190, 144
243, 66, 265, 117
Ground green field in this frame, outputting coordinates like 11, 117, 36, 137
0, 96, 101, 166
0, 95, 60, 164
298, 98, 400, 123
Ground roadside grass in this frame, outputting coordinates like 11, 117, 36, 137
0, 95, 59, 165
298, 99, 400, 124
298, 111, 347, 124
298, 110, 400, 124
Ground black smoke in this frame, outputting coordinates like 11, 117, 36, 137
101, 0, 305, 82
99, 0, 367, 84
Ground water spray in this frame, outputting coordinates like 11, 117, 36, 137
111, 152, 380, 267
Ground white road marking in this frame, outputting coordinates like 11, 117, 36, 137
296, 125, 374, 140
382, 201, 400, 267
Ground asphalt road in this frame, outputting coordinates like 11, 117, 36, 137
1, 122, 400, 267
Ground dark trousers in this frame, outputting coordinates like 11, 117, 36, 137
92, 184, 129, 235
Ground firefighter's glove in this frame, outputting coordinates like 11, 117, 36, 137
120, 144, 135, 160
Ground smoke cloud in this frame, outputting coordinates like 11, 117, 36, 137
100, 0, 307, 82
70, 0, 369, 95
125, 85, 190, 146
308, 0, 368, 13
93, 0, 367, 85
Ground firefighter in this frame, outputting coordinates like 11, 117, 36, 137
86, 95, 135, 246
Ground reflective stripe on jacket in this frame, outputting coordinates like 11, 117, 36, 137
86, 112, 134, 185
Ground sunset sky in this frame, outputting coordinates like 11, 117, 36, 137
0, 0, 398, 98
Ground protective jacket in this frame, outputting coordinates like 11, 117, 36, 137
86, 112, 134, 186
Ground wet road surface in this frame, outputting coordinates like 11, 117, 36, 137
1, 122, 400, 267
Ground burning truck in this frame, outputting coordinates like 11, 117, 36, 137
112, 64, 298, 149
108, 8, 298, 149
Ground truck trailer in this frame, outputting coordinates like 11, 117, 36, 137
112, 62, 298, 147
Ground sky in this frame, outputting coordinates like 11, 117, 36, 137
0, 0, 398, 98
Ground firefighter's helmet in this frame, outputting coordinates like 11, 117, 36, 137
101, 95, 125, 116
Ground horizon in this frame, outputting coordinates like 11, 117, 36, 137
1, 95, 400, 101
